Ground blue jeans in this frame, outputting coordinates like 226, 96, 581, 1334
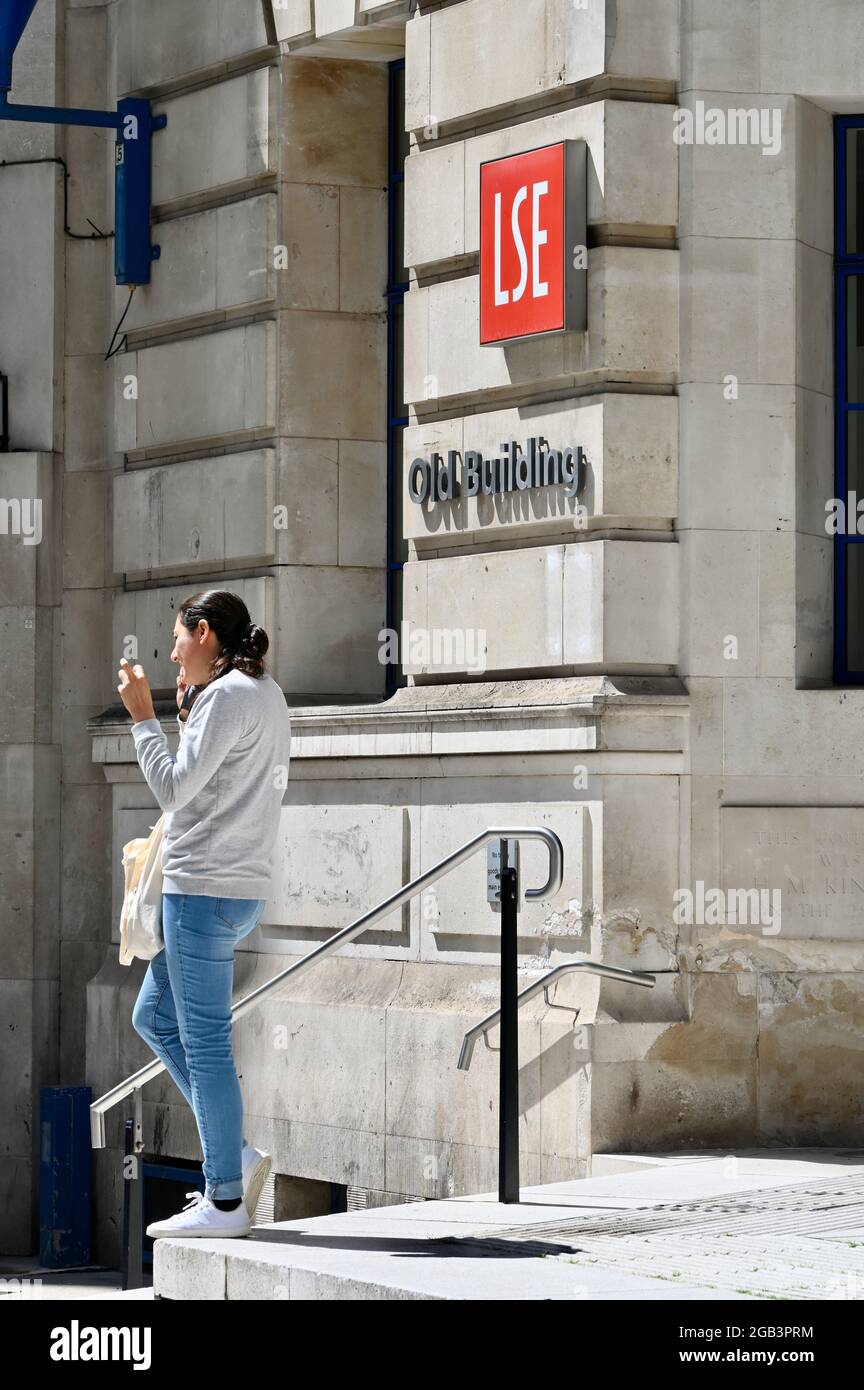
131, 892, 266, 1200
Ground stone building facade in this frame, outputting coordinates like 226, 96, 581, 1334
1, 0, 862, 1259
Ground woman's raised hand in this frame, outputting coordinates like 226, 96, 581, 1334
117, 658, 157, 725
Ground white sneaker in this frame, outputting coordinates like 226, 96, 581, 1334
146, 1190, 251, 1239
241, 1144, 272, 1220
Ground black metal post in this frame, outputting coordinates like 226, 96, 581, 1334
498, 862, 520, 1202
121, 1117, 144, 1290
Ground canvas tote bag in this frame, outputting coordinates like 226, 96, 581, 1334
118, 813, 165, 965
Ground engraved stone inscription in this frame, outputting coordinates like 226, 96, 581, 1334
720, 807, 864, 940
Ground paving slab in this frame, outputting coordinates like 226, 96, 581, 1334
152, 1150, 864, 1300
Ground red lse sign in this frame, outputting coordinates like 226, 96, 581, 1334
479, 141, 585, 346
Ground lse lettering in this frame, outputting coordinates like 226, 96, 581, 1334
493, 179, 549, 306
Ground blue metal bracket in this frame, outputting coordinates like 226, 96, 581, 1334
0, 2, 165, 285
113, 97, 165, 285
0, 90, 166, 286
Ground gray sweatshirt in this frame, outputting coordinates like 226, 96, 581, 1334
131, 668, 292, 899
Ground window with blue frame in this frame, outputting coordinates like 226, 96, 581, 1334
835, 116, 864, 681
386, 58, 409, 695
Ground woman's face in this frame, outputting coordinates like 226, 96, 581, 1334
170, 614, 219, 686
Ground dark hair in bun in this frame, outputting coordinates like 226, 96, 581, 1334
177, 589, 269, 681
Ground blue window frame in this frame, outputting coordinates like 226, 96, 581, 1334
386, 58, 409, 695
834, 116, 864, 681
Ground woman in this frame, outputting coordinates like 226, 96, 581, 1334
118, 590, 292, 1239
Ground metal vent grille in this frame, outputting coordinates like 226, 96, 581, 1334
249, 1170, 276, 1225
347, 1187, 426, 1211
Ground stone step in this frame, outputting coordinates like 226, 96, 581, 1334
152, 1149, 864, 1300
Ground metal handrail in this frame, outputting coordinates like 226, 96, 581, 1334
457, 960, 656, 1070
90, 825, 564, 1147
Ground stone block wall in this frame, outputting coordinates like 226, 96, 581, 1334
4, 0, 864, 1260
